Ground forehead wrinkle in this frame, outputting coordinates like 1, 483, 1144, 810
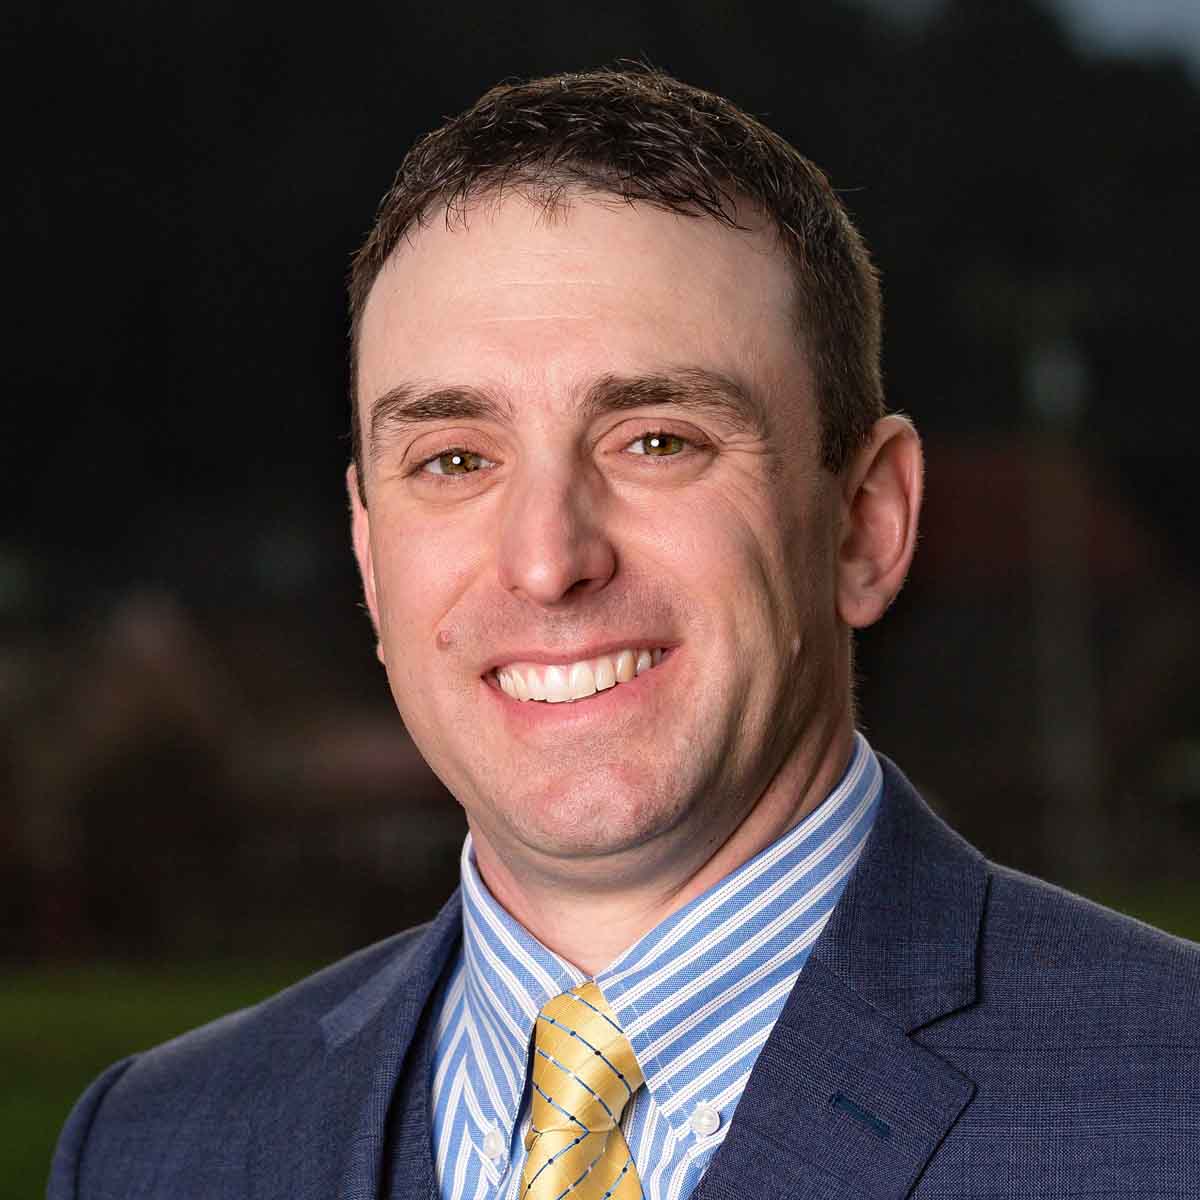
480, 314, 595, 324
367, 382, 515, 460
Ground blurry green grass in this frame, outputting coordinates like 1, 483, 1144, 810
7, 890, 1200, 1198
2, 961, 318, 1198
1099, 887, 1200, 946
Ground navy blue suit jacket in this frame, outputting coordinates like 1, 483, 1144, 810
50, 759, 1200, 1197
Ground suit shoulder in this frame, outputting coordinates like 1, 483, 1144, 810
986, 861, 1200, 967
66, 920, 440, 1128
50, 914, 458, 1197
977, 862, 1200, 1041
167, 921, 435, 1054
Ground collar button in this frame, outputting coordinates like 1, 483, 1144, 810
689, 1102, 721, 1137
482, 1128, 506, 1162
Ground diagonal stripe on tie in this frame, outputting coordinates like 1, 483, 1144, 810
521, 982, 645, 1200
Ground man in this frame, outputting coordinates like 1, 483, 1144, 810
51, 68, 1199, 1200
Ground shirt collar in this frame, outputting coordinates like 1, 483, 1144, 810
456, 731, 882, 1146
456, 842, 586, 1139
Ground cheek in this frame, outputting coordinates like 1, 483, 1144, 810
683, 493, 802, 620
372, 563, 422, 652
722, 492, 838, 671
369, 519, 491, 721
370, 511, 476, 635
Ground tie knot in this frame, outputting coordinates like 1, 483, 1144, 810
522, 982, 645, 1198
528, 982, 644, 1138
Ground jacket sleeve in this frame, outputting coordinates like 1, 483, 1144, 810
46, 1058, 137, 1200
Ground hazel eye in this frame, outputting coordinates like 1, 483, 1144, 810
627, 432, 687, 457
421, 448, 494, 476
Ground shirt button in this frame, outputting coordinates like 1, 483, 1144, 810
481, 1128, 506, 1162
689, 1102, 721, 1137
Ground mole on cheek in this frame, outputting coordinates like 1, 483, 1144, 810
436, 629, 454, 651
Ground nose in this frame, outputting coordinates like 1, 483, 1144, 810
496, 461, 616, 607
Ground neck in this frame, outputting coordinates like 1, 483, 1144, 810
469, 717, 854, 977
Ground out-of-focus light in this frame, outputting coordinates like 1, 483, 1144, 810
1026, 339, 1089, 430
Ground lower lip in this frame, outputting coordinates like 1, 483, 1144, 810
482, 650, 677, 730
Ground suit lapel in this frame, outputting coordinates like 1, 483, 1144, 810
249, 890, 462, 1200
248, 759, 985, 1199
694, 758, 986, 1199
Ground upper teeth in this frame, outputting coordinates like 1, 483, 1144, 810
494, 647, 665, 703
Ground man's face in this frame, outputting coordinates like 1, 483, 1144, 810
352, 194, 848, 884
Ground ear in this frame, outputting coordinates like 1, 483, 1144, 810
836, 415, 923, 629
347, 463, 386, 664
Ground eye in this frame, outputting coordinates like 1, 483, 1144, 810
418, 448, 496, 477
625, 431, 689, 458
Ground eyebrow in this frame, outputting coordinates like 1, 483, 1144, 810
579, 368, 768, 437
368, 384, 511, 459
367, 366, 767, 458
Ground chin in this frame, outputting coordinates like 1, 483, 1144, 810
502, 771, 693, 861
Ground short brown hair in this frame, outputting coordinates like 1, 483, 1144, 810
348, 67, 884, 497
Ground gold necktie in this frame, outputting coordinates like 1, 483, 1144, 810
521, 981, 645, 1199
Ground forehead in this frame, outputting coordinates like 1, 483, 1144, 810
356, 192, 809, 426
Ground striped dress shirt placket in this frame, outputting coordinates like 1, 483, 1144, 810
429, 733, 883, 1200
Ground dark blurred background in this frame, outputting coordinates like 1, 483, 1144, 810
5, 0, 1200, 1188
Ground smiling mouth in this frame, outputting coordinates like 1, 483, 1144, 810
489, 647, 668, 703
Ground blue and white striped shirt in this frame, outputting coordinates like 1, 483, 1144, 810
429, 733, 883, 1200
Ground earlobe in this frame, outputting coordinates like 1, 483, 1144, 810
347, 463, 386, 662
835, 415, 923, 629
